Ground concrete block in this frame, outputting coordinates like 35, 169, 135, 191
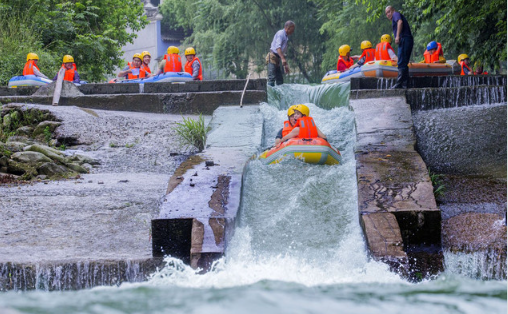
360, 212, 406, 259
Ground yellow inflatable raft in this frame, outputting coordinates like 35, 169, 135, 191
259, 137, 341, 165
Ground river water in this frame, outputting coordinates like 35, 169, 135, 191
0, 84, 506, 313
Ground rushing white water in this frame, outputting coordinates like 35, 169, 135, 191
0, 83, 506, 314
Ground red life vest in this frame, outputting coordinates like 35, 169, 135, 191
375, 42, 394, 61
163, 54, 183, 72
336, 56, 354, 72
127, 64, 145, 79
360, 48, 376, 63
23, 60, 39, 75
62, 67, 76, 82
460, 61, 472, 75
295, 116, 318, 139
184, 56, 203, 80
282, 120, 294, 137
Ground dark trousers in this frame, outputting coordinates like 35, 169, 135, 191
393, 36, 413, 88
268, 59, 284, 86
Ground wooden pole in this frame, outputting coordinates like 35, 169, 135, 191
240, 73, 251, 108
52, 67, 65, 106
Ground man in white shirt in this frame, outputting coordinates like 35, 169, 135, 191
266, 20, 295, 86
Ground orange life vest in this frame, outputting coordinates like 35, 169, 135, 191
127, 64, 145, 79
282, 120, 294, 137
360, 48, 376, 63
424, 43, 443, 63
460, 61, 472, 75
184, 56, 203, 80
23, 60, 39, 75
295, 116, 318, 139
336, 56, 355, 72
375, 42, 394, 61
62, 67, 76, 82
163, 54, 183, 72
141, 64, 151, 77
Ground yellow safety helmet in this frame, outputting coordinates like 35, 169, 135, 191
26, 52, 39, 61
457, 54, 469, 62
338, 45, 351, 57
185, 47, 196, 56
381, 34, 392, 43
294, 104, 310, 117
133, 53, 142, 60
63, 55, 74, 63
167, 46, 179, 54
141, 51, 151, 59
361, 41, 372, 50
287, 105, 298, 117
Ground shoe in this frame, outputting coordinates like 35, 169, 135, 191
390, 68, 404, 89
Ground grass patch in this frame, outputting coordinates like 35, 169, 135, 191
428, 168, 445, 198
173, 115, 209, 152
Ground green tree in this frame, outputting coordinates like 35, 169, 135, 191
160, 0, 326, 83
0, 0, 148, 84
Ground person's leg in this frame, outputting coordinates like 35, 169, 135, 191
268, 62, 276, 86
275, 63, 284, 85
392, 37, 410, 89
402, 37, 413, 88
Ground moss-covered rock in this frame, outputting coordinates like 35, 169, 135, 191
12, 151, 52, 165
33, 121, 61, 137
24, 144, 66, 164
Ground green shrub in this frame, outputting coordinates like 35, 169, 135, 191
173, 115, 209, 152
428, 168, 445, 198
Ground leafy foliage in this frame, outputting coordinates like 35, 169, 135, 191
0, 0, 148, 84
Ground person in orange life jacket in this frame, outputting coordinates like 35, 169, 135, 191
117, 53, 143, 79
420, 41, 445, 63
140, 51, 153, 77
53, 55, 80, 83
275, 105, 299, 146
458, 54, 472, 75
23, 53, 49, 79
184, 47, 202, 80
336, 45, 357, 72
279, 104, 327, 143
375, 34, 398, 62
156, 46, 183, 74
350, 41, 376, 70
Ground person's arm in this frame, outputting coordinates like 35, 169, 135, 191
395, 19, 403, 44
274, 128, 283, 145
117, 65, 131, 78
435, 56, 446, 63
277, 47, 290, 74
73, 71, 80, 83
280, 127, 299, 142
355, 55, 366, 66
156, 60, 166, 75
317, 127, 327, 140
388, 49, 398, 61
52, 73, 58, 81
33, 67, 49, 79
192, 60, 200, 80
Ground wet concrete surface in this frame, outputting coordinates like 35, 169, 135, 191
0, 103, 210, 264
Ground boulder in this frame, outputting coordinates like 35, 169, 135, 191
6, 159, 37, 179
16, 126, 33, 136
33, 80, 84, 97
4, 141, 27, 153
37, 162, 70, 177
24, 144, 66, 163
2, 114, 11, 129
66, 162, 89, 174
11, 151, 52, 165
7, 135, 34, 145
33, 121, 61, 137
66, 154, 100, 165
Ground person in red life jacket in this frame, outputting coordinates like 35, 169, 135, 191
350, 41, 376, 69
53, 55, 80, 83
23, 52, 49, 79
140, 51, 153, 77
336, 45, 357, 72
279, 104, 327, 143
156, 46, 183, 74
184, 47, 202, 80
274, 105, 299, 146
117, 53, 144, 80
421, 41, 445, 63
375, 34, 398, 62
458, 54, 472, 75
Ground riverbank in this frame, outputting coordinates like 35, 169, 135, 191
0, 103, 207, 266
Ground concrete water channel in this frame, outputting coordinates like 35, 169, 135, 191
0, 75, 506, 290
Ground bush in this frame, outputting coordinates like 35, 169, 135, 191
173, 115, 209, 152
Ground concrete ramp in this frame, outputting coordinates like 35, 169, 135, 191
350, 96, 442, 279
151, 105, 263, 270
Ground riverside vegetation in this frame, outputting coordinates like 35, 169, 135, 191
0, 104, 99, 182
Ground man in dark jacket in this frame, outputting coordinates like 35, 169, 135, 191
385, 6, 413, 89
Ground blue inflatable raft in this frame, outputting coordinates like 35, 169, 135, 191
8, 75, 53, 88
115, 72, 193, 84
